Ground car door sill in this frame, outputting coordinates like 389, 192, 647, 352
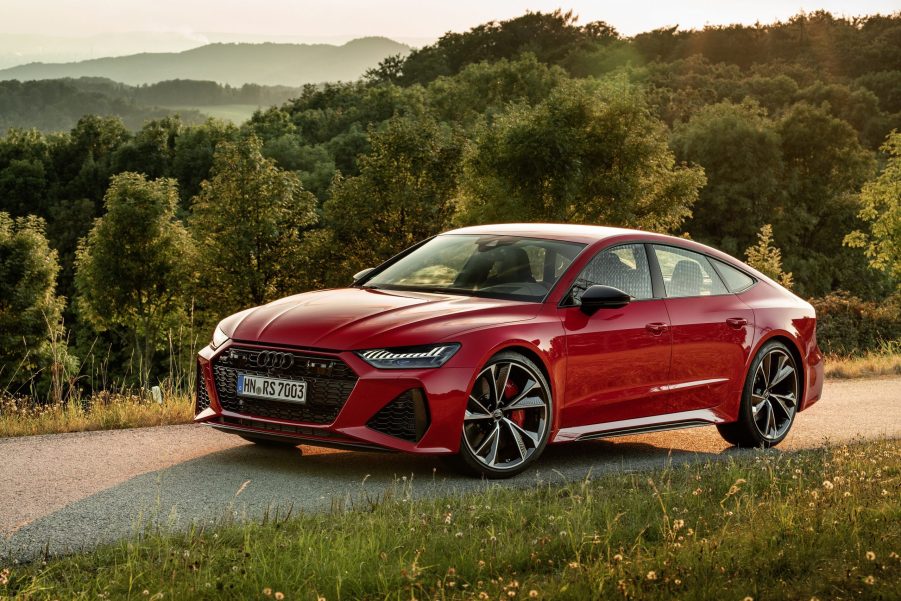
553, 408, 725, 442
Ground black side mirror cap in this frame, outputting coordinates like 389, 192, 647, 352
579, 285, 631, 315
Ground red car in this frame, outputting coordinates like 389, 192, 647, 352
195, 224, 824, 477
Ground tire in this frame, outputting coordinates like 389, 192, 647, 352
456, 351, 552, 478
717, 340, 801, 448
239, 434, 300, 449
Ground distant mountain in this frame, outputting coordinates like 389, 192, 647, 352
0, 38, 410, 86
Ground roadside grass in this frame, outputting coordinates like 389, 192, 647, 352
3, 439, 898, 600
0, 393, 193, 438
825, 349, 901, 379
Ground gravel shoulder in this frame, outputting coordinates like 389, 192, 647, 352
2, 376, 899, 560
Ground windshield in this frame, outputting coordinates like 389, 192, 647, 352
362, 234, 586, 302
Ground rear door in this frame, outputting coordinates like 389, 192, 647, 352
559, 243, 672, 428
650, 245, 755, 413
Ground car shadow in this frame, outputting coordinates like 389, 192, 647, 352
2, 429, 742, 561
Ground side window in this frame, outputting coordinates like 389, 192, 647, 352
653, 246, 728, 298
569, 244, 654, 304
712, 259, 755, 292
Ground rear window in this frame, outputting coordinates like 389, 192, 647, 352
712, 259, 755, 293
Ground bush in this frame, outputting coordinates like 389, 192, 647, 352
811, 291, 901, 355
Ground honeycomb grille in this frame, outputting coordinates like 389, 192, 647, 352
367, 389, 430, 442
195, 363, 211, 415
212, 346, 357, 425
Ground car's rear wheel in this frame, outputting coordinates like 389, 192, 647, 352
717, 340, 800, 448
457, 351, 551, 478
239, 434, 300, 449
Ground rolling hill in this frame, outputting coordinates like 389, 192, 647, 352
0, 37, 410, 86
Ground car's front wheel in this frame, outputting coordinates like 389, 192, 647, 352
717, 340, 800, 448
457, 351, 552, 478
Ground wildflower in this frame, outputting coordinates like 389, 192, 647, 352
673, 519, 685, 530
882, 489, 890, 496
692, 488, 703, 496
743, 597, 753, 601
613, 553, 623, 562
568, 561, 580, 569
274, 593, 284, 601
479, 593, 489, 600
866, 551, 876, 561
478, 560, 486, 569
646, 571, 657, 580
843, 491, 852, 497
889, 552, 899, 559
822, 480, 834, 490
529, 591, 539, 598
263, 589, 272, 597
507, 592, 517, 598
674, 578, 682, 585
317, 596, 326, 601
864, 575, 875, 585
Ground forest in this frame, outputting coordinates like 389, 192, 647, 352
0, 9, 899, 400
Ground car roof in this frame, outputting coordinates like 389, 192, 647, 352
443, 223, 655, 244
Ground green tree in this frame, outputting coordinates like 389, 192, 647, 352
190, 135, 317, 316
844, 131, 901, 284
458, 78, 705, 230
75, 173, 194, 387
745, 224, 794, 288
312, 116, 463, 287
671, 101, 783, 256
776, 103, 876, 296
0, 213, 68, 396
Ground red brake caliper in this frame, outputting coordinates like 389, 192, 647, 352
504, 380, 526, 427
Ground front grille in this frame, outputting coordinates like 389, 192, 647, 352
367, 389, 430, 442
212, 346, 358, 425
195, 363, 211, 415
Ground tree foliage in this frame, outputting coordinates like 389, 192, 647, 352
0, 213, 66, 394
458, 78, 705, 231
190, 135, 317, 316
844, 131, 901, 284
75, 173, 194, 386
745, 224, 794, 289
313, 117, 462, 286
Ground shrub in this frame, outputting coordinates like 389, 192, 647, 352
811, 291, 901, 355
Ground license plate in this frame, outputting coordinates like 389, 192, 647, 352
237, 374, 307, 404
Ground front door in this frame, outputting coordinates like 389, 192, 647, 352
560, 243, 672, 429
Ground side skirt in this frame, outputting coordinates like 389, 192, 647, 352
553, 408, 726, 443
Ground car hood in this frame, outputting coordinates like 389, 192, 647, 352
220, 287, 540, 350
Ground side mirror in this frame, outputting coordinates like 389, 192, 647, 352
353, 267, 375, 283
579, 285, 631, 315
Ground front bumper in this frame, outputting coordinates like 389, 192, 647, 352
194, 340, 472, 454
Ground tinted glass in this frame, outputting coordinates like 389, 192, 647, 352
365, 234, 585, 302
713, 259, 755, 292
569, 243, 654, 304
653, 245, 728, 297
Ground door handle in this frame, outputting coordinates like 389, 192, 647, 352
726, 317, 748, 329
645, 322, 669, 335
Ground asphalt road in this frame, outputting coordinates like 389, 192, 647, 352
2, 376, 899, 561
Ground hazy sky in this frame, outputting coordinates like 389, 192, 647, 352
3, 0, 899, 41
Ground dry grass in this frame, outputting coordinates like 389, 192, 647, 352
825, 353, 901, 379
0, 393, 194, 438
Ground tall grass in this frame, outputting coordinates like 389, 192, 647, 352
1, 318, 200, 438
3, 439, 898, 599
825, 339, 901, 379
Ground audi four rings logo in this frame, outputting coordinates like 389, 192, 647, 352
253, 351, 294, 369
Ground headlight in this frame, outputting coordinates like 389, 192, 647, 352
210, 324, 230, 350
356, 343, 460, 369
